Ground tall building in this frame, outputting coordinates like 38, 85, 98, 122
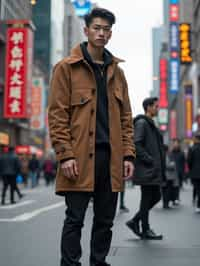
63, 0, 85, 57
0, 0, 32, 20
151, 26, 163, 97
0, 1, 33, 147
32, 0, 51, 76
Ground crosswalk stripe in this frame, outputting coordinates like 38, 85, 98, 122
0, 201, 64, 222
0, 200, 35, 210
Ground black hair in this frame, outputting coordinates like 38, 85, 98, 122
84, 7, 116, 27
142, 97, 158, 112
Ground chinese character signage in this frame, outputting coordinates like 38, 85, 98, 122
169, 0, 180, 94
4, 27, 33, 118
30, 77, 46, 130
169, 4, 179, 21
179, 23, 192, 64
169, 58, 180, 93
159, 58, 168, 108
184, 84, 193, 138
170, 23, 179, 51
170, 110, 177, 139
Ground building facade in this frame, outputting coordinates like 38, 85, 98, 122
0, 1, 33, 147
63, 0, 85, 57
151, 26, 163, 97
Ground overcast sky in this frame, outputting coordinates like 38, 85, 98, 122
95, 0, 163, 114
52, 0, 163, 114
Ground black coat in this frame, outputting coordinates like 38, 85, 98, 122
0, 152, 21, 176
187, 143, 200, 180
133, 115, 165, 185
171, 149, 185, 176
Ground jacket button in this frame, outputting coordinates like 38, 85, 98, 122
92, 89, 96, 94
89, 153, 93, 158
80, 98, 85, 104
91, 109, 94, 114
89, 131, 93, 136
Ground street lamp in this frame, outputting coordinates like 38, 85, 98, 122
30, 0, 37, 5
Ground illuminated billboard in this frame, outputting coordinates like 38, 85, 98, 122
179, 23, 192, 64
72, 0, 91, 17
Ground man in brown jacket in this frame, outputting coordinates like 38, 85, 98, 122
48, 7, 135, 266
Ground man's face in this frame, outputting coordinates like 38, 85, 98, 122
173, 140, 179, 149
84, 17, 112, 48
149, 101, 159, 117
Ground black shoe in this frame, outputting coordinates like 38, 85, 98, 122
126, 219, 141, 237
141, 229, 163, 240
1, 201, 5, 205
163, 204, 171, 209
10, 201, 16, 204
19, 193, 25, 199
120, 205, 129, 212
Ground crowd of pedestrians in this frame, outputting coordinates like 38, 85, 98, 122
0, 146, 56, 205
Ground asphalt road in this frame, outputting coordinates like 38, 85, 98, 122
0, 182, 200, 266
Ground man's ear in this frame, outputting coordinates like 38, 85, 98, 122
108, 30, 112, 40
84, 27, 89, 37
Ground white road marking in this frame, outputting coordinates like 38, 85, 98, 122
0, 200, 35, 210
0, 201, 64, 222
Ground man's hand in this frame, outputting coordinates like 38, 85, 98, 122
123, 161, 134, 181
61, 159, 79, 180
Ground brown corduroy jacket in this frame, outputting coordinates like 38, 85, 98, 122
48, 44, 135, 195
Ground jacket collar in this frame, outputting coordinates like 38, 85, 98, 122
66, 44, 124, 65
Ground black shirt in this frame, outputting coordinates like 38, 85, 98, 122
81, 42, 113, 147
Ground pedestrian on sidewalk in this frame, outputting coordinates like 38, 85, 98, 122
171, 139, 185, 203
187, 132, 200, 213
162, 144, 179, 209
0, 146, 21, 205
28, 154, 39, 188
48, 7, 135, 266
126, 97, 165, 240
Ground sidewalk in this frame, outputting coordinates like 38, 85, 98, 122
107, 184, 200, 266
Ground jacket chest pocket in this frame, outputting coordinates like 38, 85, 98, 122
71, 90, 93, 107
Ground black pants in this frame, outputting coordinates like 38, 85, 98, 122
162, 181, 178, 207
1, 175, 16, 203
133, 185, 161, 232
61, 147, 118, 266
192, 180, 200, 208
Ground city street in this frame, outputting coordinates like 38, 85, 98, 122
0, 183, 200, 266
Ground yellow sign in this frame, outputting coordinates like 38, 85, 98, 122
0, 132, 9, 145
180, 23, 192, 64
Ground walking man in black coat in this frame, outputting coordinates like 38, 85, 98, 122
187, 132, 200, 213
0, 146, 21, 205
126, 97, 165, 240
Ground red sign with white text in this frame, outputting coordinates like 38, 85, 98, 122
170, 110, 177, 139
169, 4, 179, 22
4, 27, 33, 118
159, 58, 168, 108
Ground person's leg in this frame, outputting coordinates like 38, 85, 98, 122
149, 185, 161, 210
192, 180, 197, 205
162, 184, 169, 208
9, 175, 15, 203
61, 192, 91, 266
120, 191, 124, 208
119, 189, 129, 212
195, 181, 200, 209
90, 147, 118, 266
1, 176, 9, 204
127, 186, 151, 233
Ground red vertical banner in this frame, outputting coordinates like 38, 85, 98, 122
170, 110, 177, 139
4, 27, 33, 118
184, 84, 193, 138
